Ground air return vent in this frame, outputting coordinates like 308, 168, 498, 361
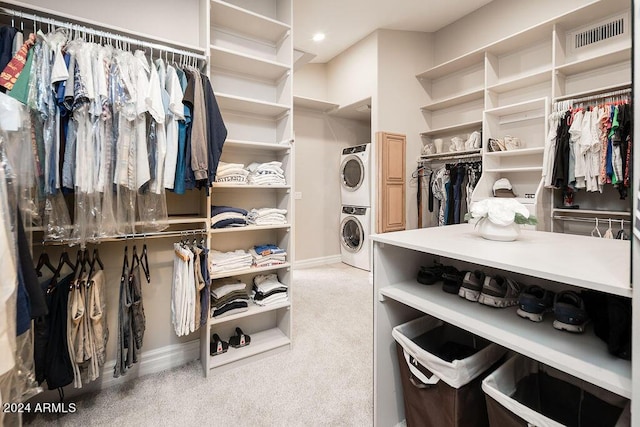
574, 17, 623, 48
567, 12, 629, 54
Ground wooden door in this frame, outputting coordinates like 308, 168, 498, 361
377, 132, 406, 233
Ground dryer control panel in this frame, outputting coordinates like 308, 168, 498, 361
342, 144, 368, 155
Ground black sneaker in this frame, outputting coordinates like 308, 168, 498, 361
478, 275, 521, 308
517, 285, 555, 322
553, 291, 588, 333
458, 270, 485, 302
441, 266, 464, 294
417, 264, 444, 285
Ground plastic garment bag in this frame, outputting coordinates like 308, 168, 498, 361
0, 93, 39, 226
137, 119, 168, 233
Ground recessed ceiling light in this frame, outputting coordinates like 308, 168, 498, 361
312, 33, 325, 42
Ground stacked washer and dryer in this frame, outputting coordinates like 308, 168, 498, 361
340, 144, 371, 271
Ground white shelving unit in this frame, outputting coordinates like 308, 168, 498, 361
372, 224, 631, 426
204, 0, 293, 376
415, 0, 631, 236
547, 3, 631, 235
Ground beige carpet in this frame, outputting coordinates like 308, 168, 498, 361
25, 263, 373, 426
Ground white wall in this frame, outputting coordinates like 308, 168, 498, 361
326, 32, 378, 107
293, 64, 329, 100
14, 0, 201, 47
377, 30, 431, 230
293, 109, 370, 262
433, 0, 599, 63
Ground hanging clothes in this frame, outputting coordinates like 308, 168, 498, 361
114, 247, 146, 378
0, 27, 226, 245
546, 97, 632, 199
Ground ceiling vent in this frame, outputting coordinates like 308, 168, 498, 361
567, 12, 628, 53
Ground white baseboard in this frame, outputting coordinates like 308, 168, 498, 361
294, 255, 342, 269
29, 340, 200, 402
99, 340, 200, 389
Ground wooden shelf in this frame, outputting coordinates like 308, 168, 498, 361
420, 120, 482, 137
421, 88, 484, 111
293, 96, 339, 112
380, 282, 631, 398
371, 224, 631, 297
485, 98, 547, 116
210, 45, 289, 81
554, 82, 632, 103
208, 327, 290, 369
209, 300, 290, 326
416, 51, 485, 80
552, 208, 632, 217
163, 216, 208, 225
484, 166, 543, 173
210, 224, 291, 234
210, 0, 290, 44
210, 262, 291, 280
224, 139, 292, 151
484, 147, 545, 158
487, 69, 552, 94
420, 149, 481, 161
556, 47, 631, 76
212, 183, 290, 190
216, 93, 290, 118
328, 98, 371, 122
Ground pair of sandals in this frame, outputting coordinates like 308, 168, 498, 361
210, 327, 251, 356
487, 135, 522, 152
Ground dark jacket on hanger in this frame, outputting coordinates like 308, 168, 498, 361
0, 26, 18, 78
200, 73, 227, 186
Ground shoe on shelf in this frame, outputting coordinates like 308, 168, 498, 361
503, 135, 522, 151
417, 264, 444, 285
210, 333, 229, 356
441, 266, 464, 294
487, 138, 505, 152
553, 291, 588, 333
517, 285, 555, 322
229, 327, 251, 348
458, 270, 486, 302
464, 131, 481, 150
478, 275, 522, 308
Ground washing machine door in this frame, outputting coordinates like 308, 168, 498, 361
341, 216, 364, 252
340, 155, 364, 192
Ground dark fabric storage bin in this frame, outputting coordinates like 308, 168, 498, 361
392, 316, 507, 427
482, 355, 630, 427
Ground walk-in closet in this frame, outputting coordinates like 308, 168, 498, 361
0, 0, 638, 425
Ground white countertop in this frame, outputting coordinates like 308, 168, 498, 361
371, 224, 631, 297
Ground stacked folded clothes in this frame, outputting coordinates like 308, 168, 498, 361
249, 244, 287, 267
211, 205, 248, 229
210, 249, 253, 274
210, 280, 250, 318
247, 208, 287, 226
215, 162, 249, 184
246, 161, 286, 185
252, 274, 288, 306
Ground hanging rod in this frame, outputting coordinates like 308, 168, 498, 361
554, 85, 631, 104
552, 215, 629, 226
0, 6, 207, 62
39, 228, 207, 247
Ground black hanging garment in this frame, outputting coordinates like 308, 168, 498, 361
41, 274, 74, 389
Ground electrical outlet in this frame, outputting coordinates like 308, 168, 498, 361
294, 192, 302, 200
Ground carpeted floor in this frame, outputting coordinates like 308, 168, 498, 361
24, 263, 373, 426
